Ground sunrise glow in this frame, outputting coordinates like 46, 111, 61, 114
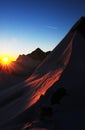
1, 56, 12, 65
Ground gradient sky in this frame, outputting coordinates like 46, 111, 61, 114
0, 0, 85, 60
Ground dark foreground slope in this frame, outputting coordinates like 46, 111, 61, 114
41, 16, 85, 130
54, 16, 85, 103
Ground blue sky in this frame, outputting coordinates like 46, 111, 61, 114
0, 0, 85, 59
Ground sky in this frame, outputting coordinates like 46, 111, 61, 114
0, 0, 85, 60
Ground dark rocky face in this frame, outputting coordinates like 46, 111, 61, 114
71, 17, 85, 38
51, 88, 68, 105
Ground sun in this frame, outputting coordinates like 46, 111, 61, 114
2, 56, 11, 65
3, 57, 8, 62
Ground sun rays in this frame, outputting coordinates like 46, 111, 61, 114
1, 56, 12, 65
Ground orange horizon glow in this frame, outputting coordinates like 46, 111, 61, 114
0, 55, 17, 72
0, 55, 17, 61
0, 54, 16, 66
3, 57, 10, 64
1, 56, 12, 65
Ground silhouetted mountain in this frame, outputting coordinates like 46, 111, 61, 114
16, 54, 26, 62
17, 48, 51, 61
30, 48, 51, 60
11, 48, 51, 76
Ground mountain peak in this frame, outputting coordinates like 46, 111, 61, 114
35, 48, 43, 52
71, 16, 85, 37
30, 48, 44, 56
30, 48, 50, 60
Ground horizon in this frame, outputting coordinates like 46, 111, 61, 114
0, 0, 85, 60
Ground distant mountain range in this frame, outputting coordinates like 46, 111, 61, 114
17, 48, 51, 61
0, 16, 85, 130
11, 48, 51, 76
